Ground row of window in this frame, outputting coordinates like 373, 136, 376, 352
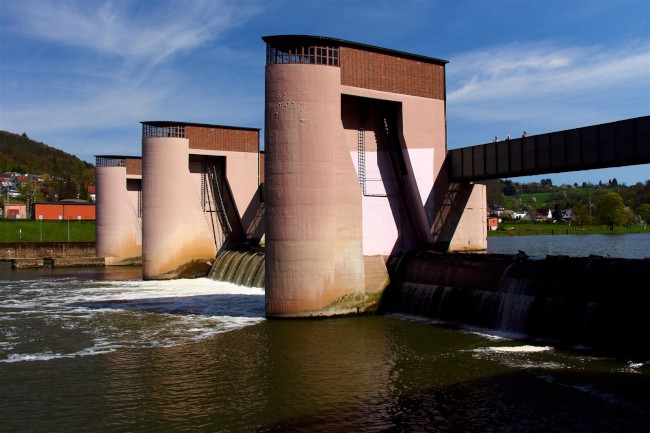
96, 157, 125, 167
142, 124, 186, 138
266, 45, 339, 66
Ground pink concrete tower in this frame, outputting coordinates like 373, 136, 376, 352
263, 35, 486, 318
95, 155, 143, 265
141, 121, 262, 280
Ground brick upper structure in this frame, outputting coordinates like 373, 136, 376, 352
340, 46, 445, 100
95, 155, 142, 176
263, 35, 447, 101
125, 157, 142, 176
141, 121, 260, 153
186, 125, 259, 153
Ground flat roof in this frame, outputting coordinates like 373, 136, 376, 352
95, 155, 142, 159
141, 121, 260, 132
35, 200, 94, 205
262, 35, 449, 65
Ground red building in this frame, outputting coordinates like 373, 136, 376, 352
3, 202, 27, 219
33, 201, 96, 221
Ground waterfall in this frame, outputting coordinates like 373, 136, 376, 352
380, 252, 650, 355
208, 250, 265, 288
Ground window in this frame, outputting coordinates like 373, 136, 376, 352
142, 123, 186, 138
266, 44, 339, 66
96, 157, 125, 167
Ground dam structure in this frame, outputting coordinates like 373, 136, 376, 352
263, 35, 487, 318
140, 121, 263, 280
95, 155, 143, 265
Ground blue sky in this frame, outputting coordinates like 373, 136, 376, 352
1, 0, 649, 185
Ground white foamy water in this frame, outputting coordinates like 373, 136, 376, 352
481, 345, 552, 353
0, 276, 265, 363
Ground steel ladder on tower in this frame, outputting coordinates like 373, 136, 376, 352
207, 165, 232, 242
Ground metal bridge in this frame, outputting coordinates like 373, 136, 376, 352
448, 116, 650, 182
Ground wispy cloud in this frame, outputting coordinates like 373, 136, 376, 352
1, 0, 265, 161
5, 0, 261, 67
447, 41, 650, 123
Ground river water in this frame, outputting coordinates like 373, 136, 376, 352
1, 235, 650, 432
487, 231, 650, 258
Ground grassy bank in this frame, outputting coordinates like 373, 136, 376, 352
1, 219, 645, 242
0, 220, 95, 242
489, 222, 648, 237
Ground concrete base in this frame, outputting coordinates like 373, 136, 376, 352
12, 258, 44, 269
11, 257, 106, 268
52, 257, 106, 267
105, 256, 143, 266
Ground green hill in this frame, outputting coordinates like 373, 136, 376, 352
0, 131, 94, 178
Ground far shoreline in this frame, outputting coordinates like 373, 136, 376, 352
488, 224, 648, 237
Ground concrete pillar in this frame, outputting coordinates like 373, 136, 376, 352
265, 64, 364, 317
95, 166, 142, 264
142, 137, 216, 279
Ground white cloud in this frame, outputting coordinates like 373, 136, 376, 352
447, 41, 650, 122
4, 0, 262, 67
0, 0, 265, 159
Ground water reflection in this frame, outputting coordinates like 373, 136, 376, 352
1, 267, 649, 432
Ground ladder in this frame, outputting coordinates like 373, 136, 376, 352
357, 128, 366, 194
207, 165, 232, 241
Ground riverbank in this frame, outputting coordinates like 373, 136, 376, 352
0, 241, 101, 268
488, 223, 647, 237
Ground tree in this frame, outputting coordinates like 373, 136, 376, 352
552, 202, 563, 222
625, 207, 637, 228
637, 203, 650, 225
596, 192, 627, 231
58, 178, 79, 200
502, 184, 517, 196
571, 201, 590, 227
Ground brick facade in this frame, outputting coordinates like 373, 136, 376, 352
340, 46, 445, 100
187, 126, 259, 153
125, 157, 142, 176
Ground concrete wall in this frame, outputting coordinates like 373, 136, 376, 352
448, 184, 488, 252
0, 242, 96, 259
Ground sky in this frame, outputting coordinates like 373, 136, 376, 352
1, 0, 649, 186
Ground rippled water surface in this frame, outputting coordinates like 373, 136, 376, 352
488, 232, 650, 258
1, 265, 649, 432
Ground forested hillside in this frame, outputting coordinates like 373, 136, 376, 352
0, 131, 93, 177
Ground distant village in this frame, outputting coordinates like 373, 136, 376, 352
1, 171, 95, 220
487, 202, 569, 231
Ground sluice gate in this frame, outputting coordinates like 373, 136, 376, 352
208, 250, 265, 288
380, 251, 650, 357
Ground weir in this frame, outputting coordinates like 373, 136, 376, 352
380, 251, 650, 357
208, 250, 265, 288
